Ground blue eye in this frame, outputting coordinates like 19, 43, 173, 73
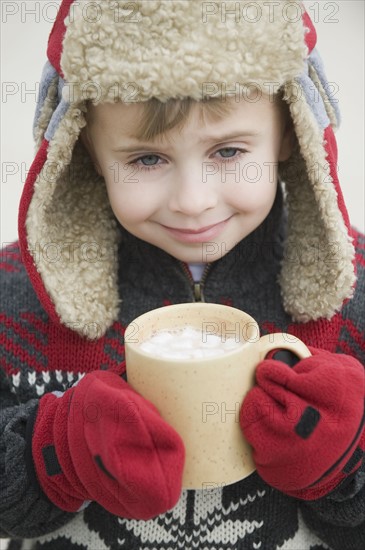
129, 154, 162, 172
139, 155, 159, 166
218, 147, 238, 158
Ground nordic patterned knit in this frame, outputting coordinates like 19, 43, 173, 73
1, 188, 365, 550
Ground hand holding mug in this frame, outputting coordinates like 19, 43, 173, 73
240, 346, 365, 500
125, 303, 312, 489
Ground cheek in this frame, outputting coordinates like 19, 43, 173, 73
103, 171, 161, 223
224, 159, 278, 211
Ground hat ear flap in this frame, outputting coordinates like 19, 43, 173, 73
278, 73, 355, 322
25, 117, 121, 339
22, 63, 121, 339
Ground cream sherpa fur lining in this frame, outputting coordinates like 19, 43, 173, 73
26, 107, 121, 339
279, 81, 355, 321
60, 0, 307, 104
25, 0, 356, 338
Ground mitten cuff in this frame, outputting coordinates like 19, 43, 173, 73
25, 401, 53, 503
31, 390, 89, 512
289, 422, 365, 501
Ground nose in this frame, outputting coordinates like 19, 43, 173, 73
168, 167, 218, 215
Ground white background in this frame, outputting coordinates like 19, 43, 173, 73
1, 0, 364, 247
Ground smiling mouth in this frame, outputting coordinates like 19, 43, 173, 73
159, 217, 232, 243
162, 218, 230, 234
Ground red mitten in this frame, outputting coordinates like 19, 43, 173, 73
240, 347, 365, 500
29, 370, 185, 519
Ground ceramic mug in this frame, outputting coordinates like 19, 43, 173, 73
124, 303, 311, 489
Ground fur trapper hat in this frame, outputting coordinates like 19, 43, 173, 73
19, 0, 356, 339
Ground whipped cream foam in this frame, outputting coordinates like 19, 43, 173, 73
139, 326, 243, 359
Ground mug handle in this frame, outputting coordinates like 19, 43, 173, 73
258, 333, 311, 362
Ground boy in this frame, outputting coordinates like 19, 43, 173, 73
1, 1, 364, 549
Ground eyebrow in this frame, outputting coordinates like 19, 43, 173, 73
111, 131, 260, 153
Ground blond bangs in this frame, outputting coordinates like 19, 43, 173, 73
132, 97, 234, 142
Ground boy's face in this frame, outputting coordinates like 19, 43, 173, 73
83, 95, 292, 263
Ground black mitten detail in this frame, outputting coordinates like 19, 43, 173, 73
42, 445, 62, 476
295, 406, 321, 439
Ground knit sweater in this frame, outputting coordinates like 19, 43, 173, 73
1, 189, 364, 550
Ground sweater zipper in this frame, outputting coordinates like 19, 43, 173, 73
179, 262, 212, 302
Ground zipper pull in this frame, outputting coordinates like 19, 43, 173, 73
193, 281, 205, 302
179, 261, 209, 302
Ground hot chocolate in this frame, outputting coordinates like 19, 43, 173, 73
139, 326, 243, 359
